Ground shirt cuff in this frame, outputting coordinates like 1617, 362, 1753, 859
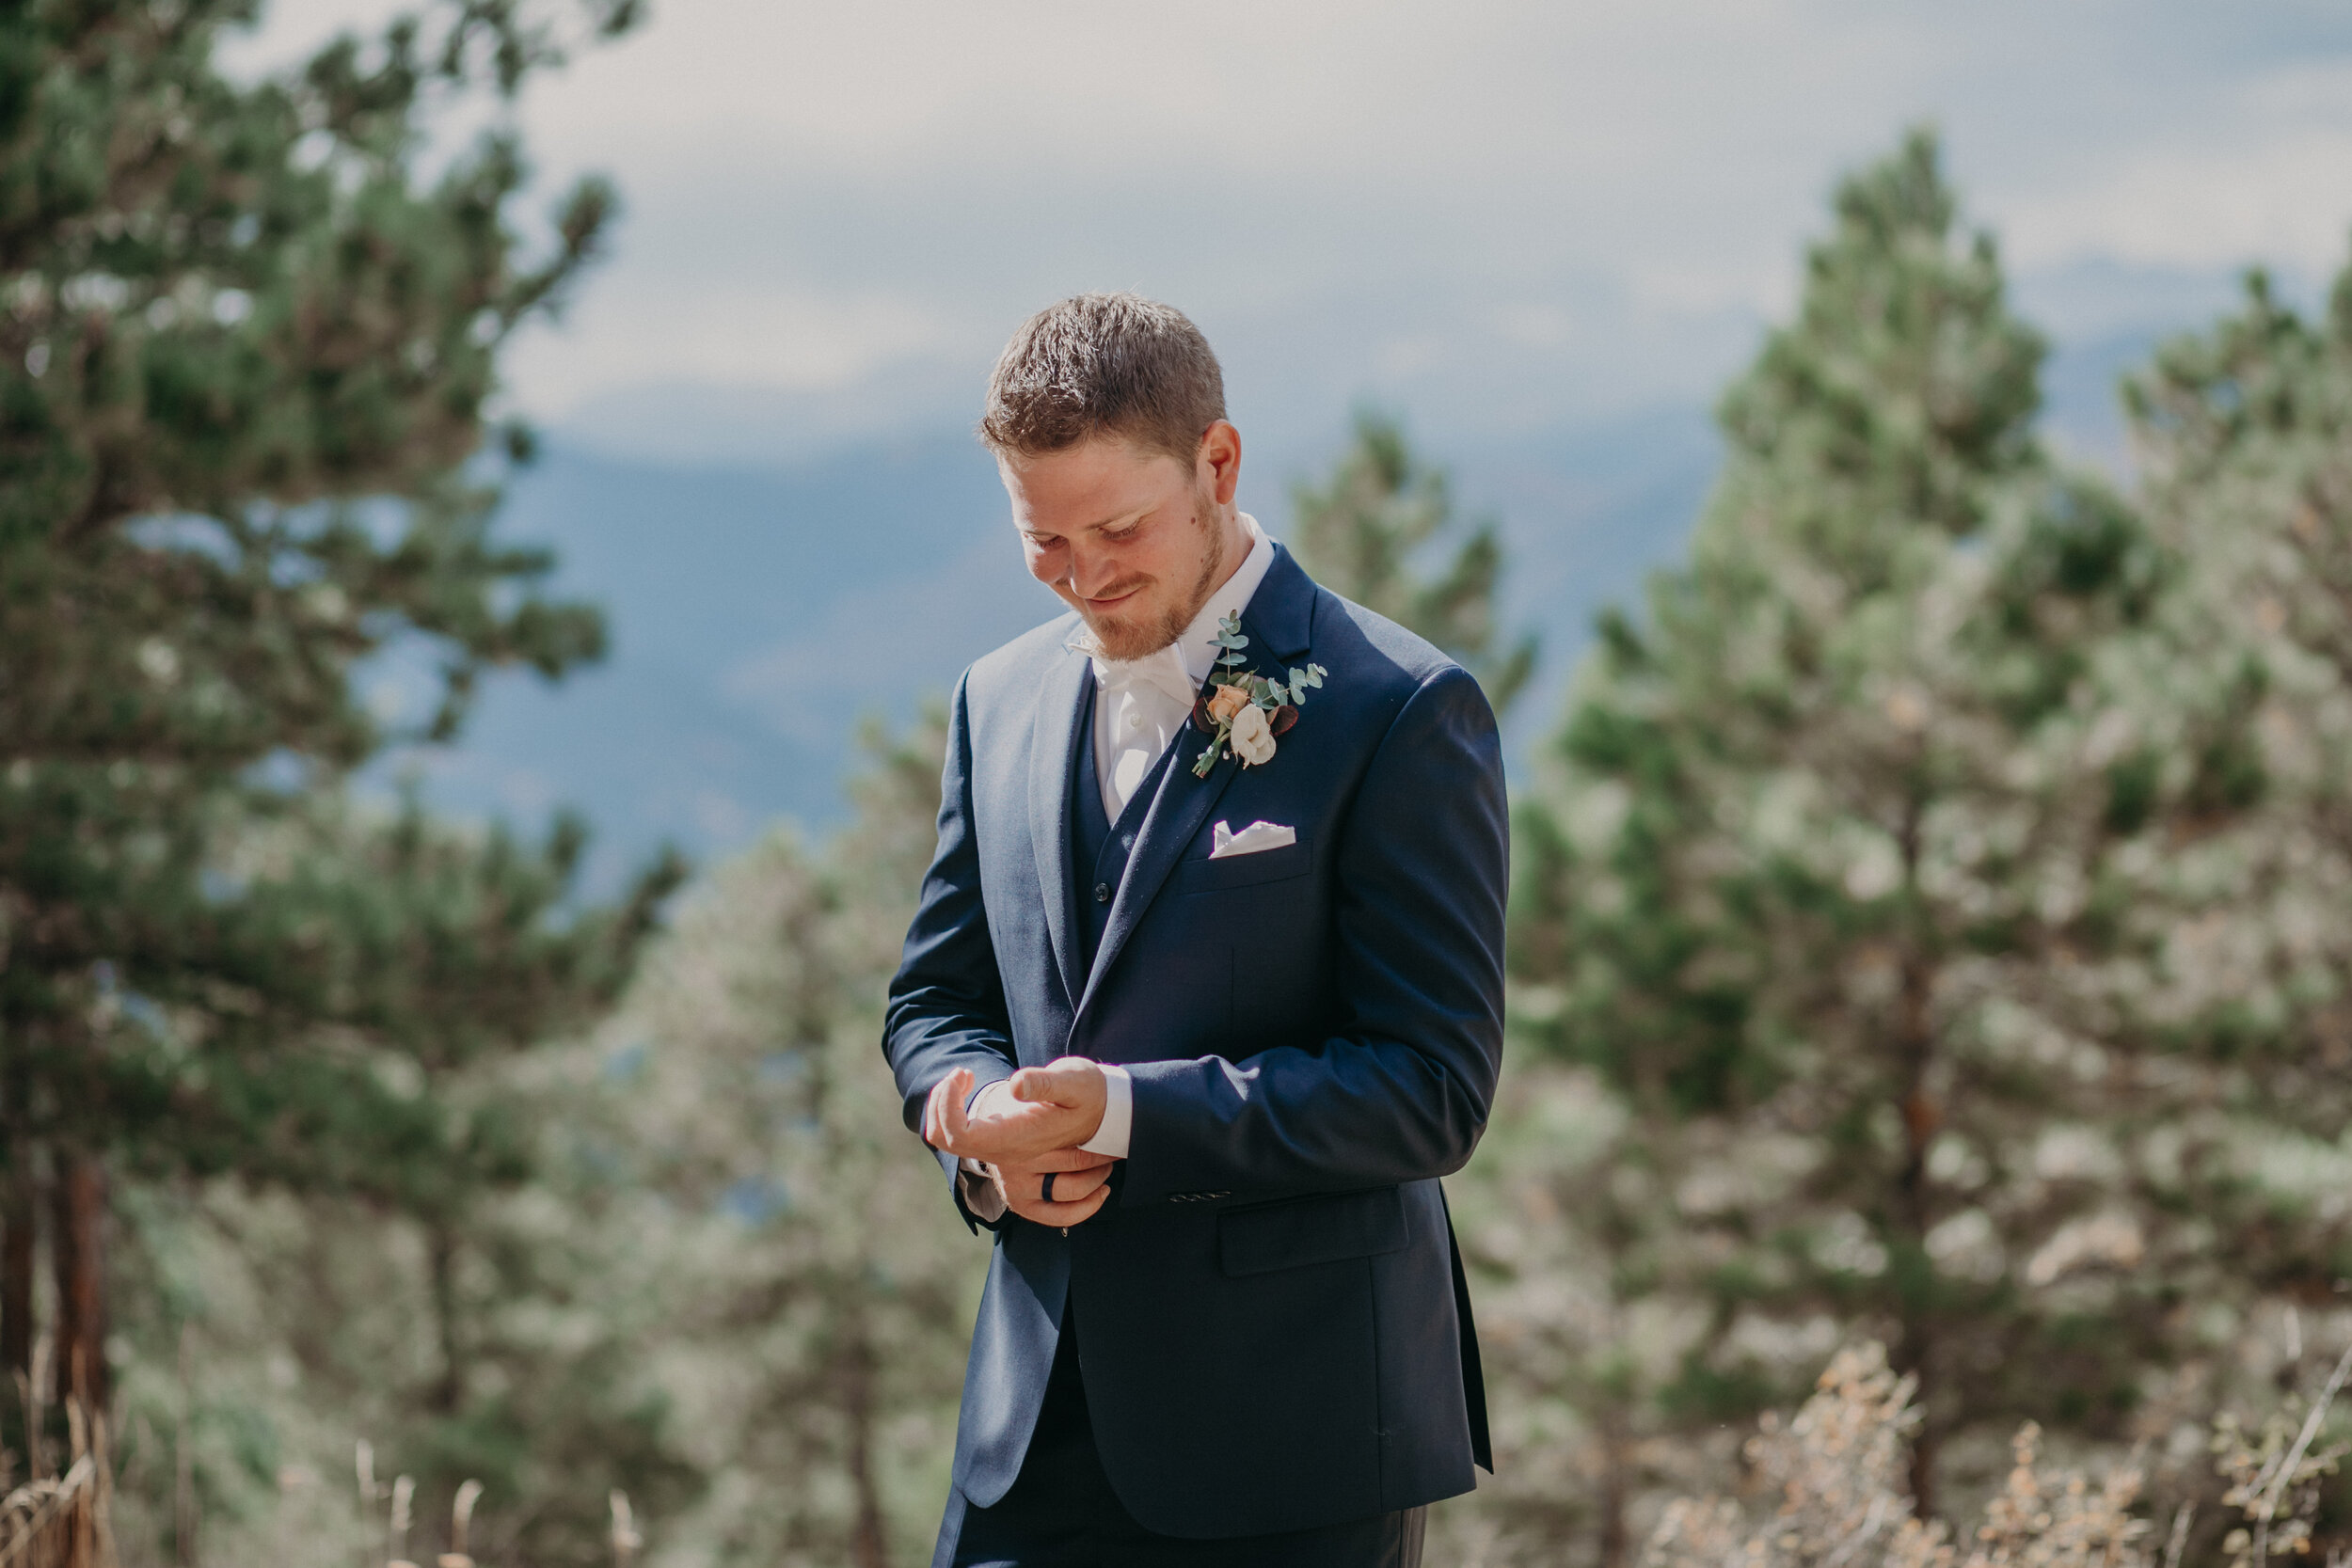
1080, 1064, 1133, 1158
957, 1157, 1008, 1223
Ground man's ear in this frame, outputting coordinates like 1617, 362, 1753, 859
1198, 420, 1243, 507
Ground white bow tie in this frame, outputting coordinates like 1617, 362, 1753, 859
1091, 646, 1200, 713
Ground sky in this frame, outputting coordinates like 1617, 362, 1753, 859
237, 0, 2352, 467
225, 0, 2352, 878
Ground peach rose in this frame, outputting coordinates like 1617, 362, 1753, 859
1207, 683, 1251, 723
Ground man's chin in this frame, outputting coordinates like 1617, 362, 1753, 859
1080, 611, 1171, 662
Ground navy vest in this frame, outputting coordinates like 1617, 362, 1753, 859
1072, 680, 1180, 975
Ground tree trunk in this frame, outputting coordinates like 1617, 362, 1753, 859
177, 1323, 199, 1568
0, 1150, 31, 1473
1892, 798, 1940, 1518
1598, 1399, 1632, 1568
1, 1153, 31, 1390
2, 1037, 34, 1403
842, 1327, 889, 1568
428, 1224, 463, 1416
50, 1151, 108, 1413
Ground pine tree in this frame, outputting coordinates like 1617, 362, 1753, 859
1288, 410, 1539, 712
146, 717, 974, 1565
2115, 260, 2352, 1382
103, 796, 684, 1564
1492, 131, 2195, 1556
561, 714, 972, 1568
0, 0, 635, 1432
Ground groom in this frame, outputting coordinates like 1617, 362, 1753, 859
883, 293, 1506, 1568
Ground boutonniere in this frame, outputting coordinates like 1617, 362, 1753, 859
1189, 613, 1327, 778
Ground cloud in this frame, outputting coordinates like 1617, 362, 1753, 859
2004, 127, 2352, 277
245, 0, 2352, 449
504, 281, 946, 397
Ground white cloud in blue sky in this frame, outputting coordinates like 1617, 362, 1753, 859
245, 0, 2352, 462
230, 0, 2352, 871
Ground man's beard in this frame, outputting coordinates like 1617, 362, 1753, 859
1080, 486, 1226, 662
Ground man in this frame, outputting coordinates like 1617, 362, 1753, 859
883, 292, 1505, 1568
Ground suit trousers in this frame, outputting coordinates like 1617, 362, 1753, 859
938, 1304, 1427, 1568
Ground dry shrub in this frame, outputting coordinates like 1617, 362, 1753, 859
1, 1400, 119, 1568
1647, 1345, 2153, 1568
2209, 1348, 2352, 1568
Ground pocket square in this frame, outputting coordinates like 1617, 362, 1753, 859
1210, 819, 1297, 859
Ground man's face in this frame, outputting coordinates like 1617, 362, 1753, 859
1002, 428, 1238, 662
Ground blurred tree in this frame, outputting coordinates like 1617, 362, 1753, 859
0, 0, 636, 1432
1288, 410, 1539, 712
571, 713, 972, 1568
105, 792, 682, 1565
1497, 129, 2209, 1553
2114, 261, 2352, 1386
114, 718, 974, 1567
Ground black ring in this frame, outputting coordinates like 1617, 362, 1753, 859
1041, 1171, 1057, 1203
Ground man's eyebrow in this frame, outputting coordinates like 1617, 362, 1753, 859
1026, 508, 1145, 537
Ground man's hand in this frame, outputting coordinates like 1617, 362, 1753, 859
923, 1057, 1109, 1167
988, 1148, 1115, 1227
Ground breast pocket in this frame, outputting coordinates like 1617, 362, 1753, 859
1167, 832, 1312, 895
1163, 832, 1320, 1051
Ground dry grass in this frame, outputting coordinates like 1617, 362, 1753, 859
1647, 1345, 2347, 1568
0, 1398, 119, 1568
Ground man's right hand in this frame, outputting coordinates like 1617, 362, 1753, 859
924, 1063, 1104, 1166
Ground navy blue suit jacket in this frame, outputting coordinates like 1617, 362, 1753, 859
882, 546, 1504, 1539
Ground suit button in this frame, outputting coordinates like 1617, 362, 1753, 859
1093, 882, 1112, 903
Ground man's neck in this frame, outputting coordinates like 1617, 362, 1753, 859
1201, 508, 1253, 605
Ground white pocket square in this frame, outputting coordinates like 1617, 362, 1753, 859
1210, 819, 1297, 859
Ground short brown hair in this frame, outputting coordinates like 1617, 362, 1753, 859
979, 292, 1226, 465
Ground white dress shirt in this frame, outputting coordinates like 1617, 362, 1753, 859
1082, 513, 1277, 822
959, 515, 1277, 1218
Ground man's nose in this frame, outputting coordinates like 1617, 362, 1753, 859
1063, 545, 1119, 598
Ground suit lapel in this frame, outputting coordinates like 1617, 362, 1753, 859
1029, 647, 1092, 1011
1074, 546, 1319, 1022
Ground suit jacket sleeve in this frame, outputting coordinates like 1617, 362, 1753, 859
1119, 664, 1507, 1204
882, 672, 1020, 1231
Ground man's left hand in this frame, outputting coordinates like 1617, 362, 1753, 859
924, 1057, 1108, 1166
989, 1154, 1115, 1227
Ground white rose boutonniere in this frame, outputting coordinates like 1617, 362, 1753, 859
1229, 703, 1276, 766
1188, 613, 1328, 776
